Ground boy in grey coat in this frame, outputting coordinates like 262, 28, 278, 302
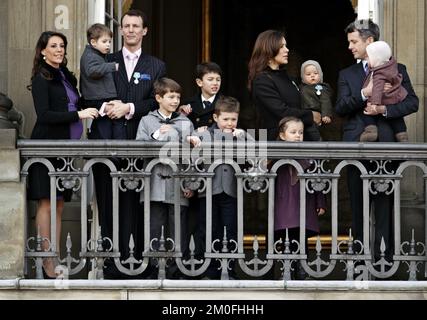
80, 23, 125, 139
195, 96, 254, 279
136, 78, 200, 279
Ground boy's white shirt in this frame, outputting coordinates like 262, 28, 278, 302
201, 94, 216, 107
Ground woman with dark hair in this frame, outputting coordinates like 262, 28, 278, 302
248, 30, 321, 141
28, 31, 98, 278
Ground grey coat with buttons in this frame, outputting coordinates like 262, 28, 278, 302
197, 124, 254, 198
136, 110, 194, 206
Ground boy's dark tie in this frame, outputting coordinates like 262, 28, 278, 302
203, 100, 212, 109
158, 111, 179, 124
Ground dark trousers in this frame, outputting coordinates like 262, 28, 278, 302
89, 116, 126, 140
148, 202, 188, 278
361, 114, 407, 135
347, 164, 394, 260
198, 192, 237, 278
92, 161, 144, 279
85, 98, 126, 140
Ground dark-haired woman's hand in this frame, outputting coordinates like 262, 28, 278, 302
78, 108, 98, 119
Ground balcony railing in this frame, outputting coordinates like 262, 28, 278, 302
18, 139, 427, 281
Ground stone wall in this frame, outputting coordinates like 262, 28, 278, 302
0, 129, 25, 279
383, 0, 426, 200
0, 1, 8, 94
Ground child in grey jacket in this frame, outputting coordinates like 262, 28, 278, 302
80, 23, 124, 139
195, 96, 254, 279
136, 78, 199, 279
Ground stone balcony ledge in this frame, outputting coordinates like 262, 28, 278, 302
1, 280, 427, 300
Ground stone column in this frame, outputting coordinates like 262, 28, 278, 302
0, 1, 8, 94
7, 0, 43, 138
0, 129, 25, 278
382, 0, 425, 143
382, 0, 426, 200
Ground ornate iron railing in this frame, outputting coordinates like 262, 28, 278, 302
19, 140, 427, 281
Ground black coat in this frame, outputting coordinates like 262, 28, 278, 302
107, 50, 166, 139
181, 94, 220, 129
335, 62, 418, 142
29, 62, 81, 201
334, 61, 419, 260
30, 63, 81, 139
252, 67, 314, 140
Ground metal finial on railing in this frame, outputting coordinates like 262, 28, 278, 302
121, 234, 142, 270
380, 237, 386, 258
409, 229, 416, 255
284, 229, 291, 254
96, 226, 103, 252
373, 236, 392, 273
59, 232, 79, 273
36, 225, 42, 252
66, 232, 72, 253
308, 236, 329, 272
148, 226, 175, 280
159, 226, 166, 252
347, 228, 354, 255
221, 226, 229, 253
245, 235, 267, 271
182, 235, 203, 272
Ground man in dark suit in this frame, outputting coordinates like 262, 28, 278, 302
90, 9, 166, 278
335, 19, 419, 261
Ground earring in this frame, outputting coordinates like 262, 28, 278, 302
43, 55, 46, 60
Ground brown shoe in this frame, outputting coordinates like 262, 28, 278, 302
360, 125, 378, 142
395, 131, 409, 142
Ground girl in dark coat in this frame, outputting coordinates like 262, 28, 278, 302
274, 117, 326, 279
28, 31, 98, 278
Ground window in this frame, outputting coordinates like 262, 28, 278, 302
356, 0, 380, 23
105, 0, 124, 51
